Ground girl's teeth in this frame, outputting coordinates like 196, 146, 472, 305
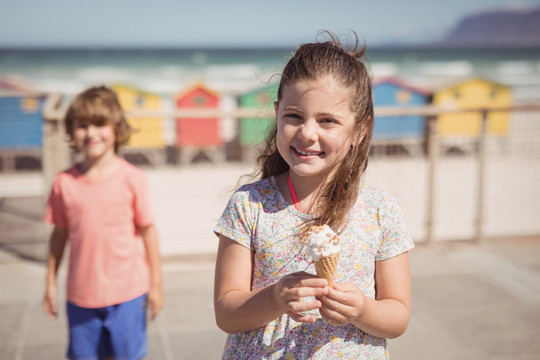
297, 149, 320, 156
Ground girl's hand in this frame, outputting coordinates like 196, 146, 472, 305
273, 271, 329, 323
318, 282, 366, 326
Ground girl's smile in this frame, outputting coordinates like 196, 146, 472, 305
292, 146, 324, 158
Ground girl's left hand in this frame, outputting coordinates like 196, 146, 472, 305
318, 282, 366, 326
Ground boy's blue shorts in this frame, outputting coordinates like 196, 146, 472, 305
66, 294, 148, 360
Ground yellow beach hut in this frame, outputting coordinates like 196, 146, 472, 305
432, 77, 512, 137
110, 84, 165, 149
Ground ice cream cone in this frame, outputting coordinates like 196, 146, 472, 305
304, 224, 341, 287
314, 253, 340, 287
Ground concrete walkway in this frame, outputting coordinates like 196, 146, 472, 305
1, 237, 539, 359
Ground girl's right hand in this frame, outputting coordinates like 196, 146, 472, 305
273, 271, 329, 323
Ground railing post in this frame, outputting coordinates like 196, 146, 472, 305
475, 109, 488, 244
42, 93, 68, 203
426, 115, 438, 245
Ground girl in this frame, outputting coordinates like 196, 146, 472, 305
214, 32, 414, 359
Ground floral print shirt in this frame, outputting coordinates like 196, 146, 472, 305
214, 176, 414, 359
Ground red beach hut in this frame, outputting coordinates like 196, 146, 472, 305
175, 84, 222, 147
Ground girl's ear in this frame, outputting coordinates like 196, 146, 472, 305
359, 126, 368, 144
353, 116, 371, 146
274, 101, 278, 113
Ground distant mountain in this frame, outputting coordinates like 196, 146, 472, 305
439, 7, 540, 48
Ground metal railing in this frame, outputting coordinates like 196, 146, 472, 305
4, 94, 540, 246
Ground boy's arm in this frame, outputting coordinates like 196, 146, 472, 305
140, 224, 163, 320
43, 225, 68, 319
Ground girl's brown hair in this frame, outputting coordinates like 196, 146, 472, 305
257, 31, 374, 231
64, 86, 133, 153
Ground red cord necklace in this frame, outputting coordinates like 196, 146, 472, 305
288, 173, 301, 211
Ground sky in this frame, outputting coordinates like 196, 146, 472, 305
1, 0, 539, 48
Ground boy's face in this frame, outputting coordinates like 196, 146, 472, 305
72, 120, 116, 160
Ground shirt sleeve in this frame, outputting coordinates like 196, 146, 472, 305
44, 175, 67, 227
131, 168, 155, 228
213, 186, 255, 251
376, 194, 414, 261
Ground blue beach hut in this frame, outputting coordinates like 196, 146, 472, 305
0, 81, 46, 170
372, 77, 430, 154
0, 95, 45, 150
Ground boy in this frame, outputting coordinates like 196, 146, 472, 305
43, 86, 163, 360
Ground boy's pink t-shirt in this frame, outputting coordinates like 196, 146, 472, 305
45, 159, 155, 308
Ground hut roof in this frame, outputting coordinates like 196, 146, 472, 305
175, 82, 220, 100
373, 76, 431, 96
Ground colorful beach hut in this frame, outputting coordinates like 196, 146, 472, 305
372, 77, 430, 155
175, 84, 222, 147
0, 95, 45, 151
238, 83, 278, 146
110, 85, 166, 166
175, 84, 223, 164
432, 77, 512, 137
373, 78, 430, 140
111, 84, 165, 148
0, 80, 46, 170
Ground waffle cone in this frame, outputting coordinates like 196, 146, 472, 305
314, 253, 340, 287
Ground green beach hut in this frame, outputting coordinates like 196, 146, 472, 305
238, 83, 278, 147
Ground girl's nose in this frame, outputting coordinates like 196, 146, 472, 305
298, 119, 318, 142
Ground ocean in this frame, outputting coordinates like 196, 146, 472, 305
1, 47, 540, 102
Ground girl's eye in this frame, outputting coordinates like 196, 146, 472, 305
320, 118, 336, 125
284, 113, 301, 118
283, 113, 303, 122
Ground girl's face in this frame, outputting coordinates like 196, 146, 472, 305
72, 120, 116, 160
275, 76, 357, 182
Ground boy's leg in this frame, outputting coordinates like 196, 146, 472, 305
105, 294, 148, 360
66, 302, 111, 360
